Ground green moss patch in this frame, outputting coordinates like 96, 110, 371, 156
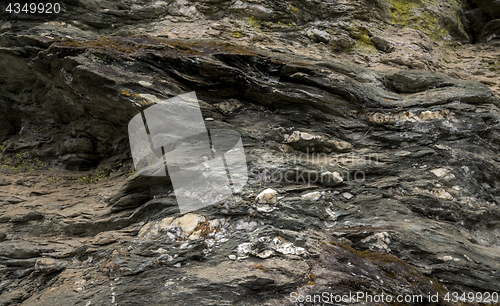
232, 31, 244, 38
0, 152, 49, 173
387, 0, 468, 41
350, 27, 378, 54
70, 168, 112, 184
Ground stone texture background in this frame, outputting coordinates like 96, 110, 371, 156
0, 1, 500, 305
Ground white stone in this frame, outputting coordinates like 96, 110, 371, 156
138, 217, 174, 239
320, 171, 343, 186
138, 81, 152, 87
237, 242, 253, 256
209, 219, 221, 228
170, 213, 205, 235
301, 191, 322, 201
74, 279, 86, 292
431, 168, 455, 180
440, 255, 454, 261
256, 250, 274, 259
395, 151, 411, 157
287, 131, 316, 141
234, 220, 257, 231
272, 237, 306, 255
228, 254, 237, 260
342, 192, 353, 200
435, 144, 451, 150
138, 222, 155, 239
139, 93, 162, 104
433, 189, 453, 200
256, 188, 278, 204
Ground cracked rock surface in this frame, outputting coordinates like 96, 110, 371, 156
1, 0, 500, 305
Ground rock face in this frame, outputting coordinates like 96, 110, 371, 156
1, 1, 500, 305
464, 0, 500, 43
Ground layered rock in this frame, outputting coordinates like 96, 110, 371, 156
1, 0, 500, 305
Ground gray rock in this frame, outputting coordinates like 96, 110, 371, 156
371, 36, 394, 52
384, 70, 455, 93
0, 1, 500, 305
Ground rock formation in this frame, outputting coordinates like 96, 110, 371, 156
1, 0, 499, 305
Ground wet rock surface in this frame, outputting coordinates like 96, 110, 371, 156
1, 1, 500, 305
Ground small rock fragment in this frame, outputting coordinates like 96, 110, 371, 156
361, 232, 391, 252
307, 29, 331, 43
325, 206, 337, 220
320, 171, 343, 186
433, 189, 453, 200
435, 144, 451, 150
35, 258, 67, 274
283, 131, 351, 153
256, 204, 276, 212
237, 242, 254, 257
272, 237, 306, 255
431, 168, 455, 180
371, 36, 394, 52
256, 250, 274, 259
138, 217, 175, 239
342, 192, 353, 200
256, 188, 278, 204
170, 213, 205, 235
301, 191, 321, 201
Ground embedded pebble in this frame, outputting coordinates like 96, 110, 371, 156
256, 250, 274, 259
433, 189, 453, 200
256, 188, 278, 204
301, 191, 321, 201
170, 213, 205, 235
435, 144, 451, 150
256, 204, 277, 212
34, 258, 67, 274
431, 168, 455, 180
325, 206, 337, 220
320, 171, 343, 186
